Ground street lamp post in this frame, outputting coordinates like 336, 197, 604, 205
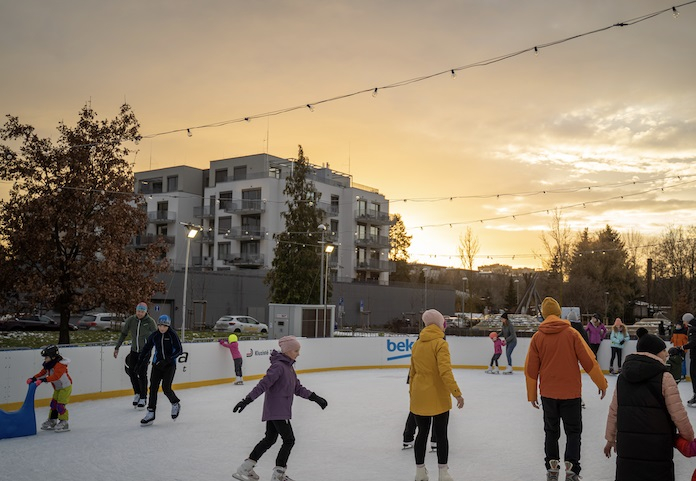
318, 224, 326, 306
323, 244, 335, 337
423, 268, 429, 311
181, 222, 201, 343
605, 291, 609, 321
514, 278, 520, 308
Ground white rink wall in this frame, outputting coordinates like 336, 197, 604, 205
0, 335, 646, 408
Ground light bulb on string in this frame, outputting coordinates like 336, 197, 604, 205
450, 69, 456, 79
673, 6, 680, 17
534, 46, 539, 56
372, 88, 378, 97
187, 129, 192, 137
306, 104, 314, 112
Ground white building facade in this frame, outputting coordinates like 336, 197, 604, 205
134, 154, 393, 285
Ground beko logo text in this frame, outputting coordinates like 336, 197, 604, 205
387, 339, 414, 361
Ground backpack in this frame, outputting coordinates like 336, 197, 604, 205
666, 348, 684, 383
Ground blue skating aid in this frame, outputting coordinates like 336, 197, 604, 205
0, 383, 38, 440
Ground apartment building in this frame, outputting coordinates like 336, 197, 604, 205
134, 153, 393, 285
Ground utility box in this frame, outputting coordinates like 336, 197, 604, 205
268, 304, 335, 339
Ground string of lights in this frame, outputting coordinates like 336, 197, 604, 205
136, 1, 696, 141
410, 177, 696, 231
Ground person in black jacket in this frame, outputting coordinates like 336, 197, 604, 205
604, 334, 694, 481
677, 313, 696, 406
137, 315, 183, 426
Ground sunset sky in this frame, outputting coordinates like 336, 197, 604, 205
2, 0, 695, 269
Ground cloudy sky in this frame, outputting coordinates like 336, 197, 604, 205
1, 0, 695, 269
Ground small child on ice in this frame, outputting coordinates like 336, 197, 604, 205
485, 332, 506, 374
232, 336, 328, 481
219, 334, 244, 384
27, 344, 73, 433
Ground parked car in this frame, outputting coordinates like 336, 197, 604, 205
213, 315, 268, 334
0, 314, 78, 331
76, 313, 124, 331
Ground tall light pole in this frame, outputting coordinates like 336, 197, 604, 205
514, 278, 520, 308
423, 268, 429, 311
181, 222, 201, 343
318, 224, 326, 306
462, 276, 468, 323
323, 244, 335, 336
605, 291, 609, 321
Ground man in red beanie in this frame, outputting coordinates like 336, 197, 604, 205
525, 296, 608, 481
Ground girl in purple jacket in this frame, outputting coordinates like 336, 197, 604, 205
232, 336, 328, 481
585, 314, 607, 359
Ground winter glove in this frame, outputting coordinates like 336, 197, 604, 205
234, 397, 252, 413
26, 377, 36, 385
620, 339, 625, 345
309, 392, 328, 410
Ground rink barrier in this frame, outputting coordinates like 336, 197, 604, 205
0, 336, 663, 410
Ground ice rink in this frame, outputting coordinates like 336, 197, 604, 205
3, 367, 696, 481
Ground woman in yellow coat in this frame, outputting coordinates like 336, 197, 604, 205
409, 309, 464, 481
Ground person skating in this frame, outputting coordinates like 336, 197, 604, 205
604, 334, 694, 481
676, 313, 696, 407
232, 336, 328, 481
608, 318, 629, 374
28, 345, 73, 433
524, 297, 608, 481
484, 331, 505, 374
113, 302, 156, 409
219, 334, 244, 384
500, 312, 517, 374
409, 309, 464, 481
137, 314, 183, 426
585, 313, 607, 359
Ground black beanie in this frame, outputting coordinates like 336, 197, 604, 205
501, 312, 508, 320
635, 327, 648, 338
636, 333, 666, 356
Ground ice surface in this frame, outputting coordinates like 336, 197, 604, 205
2, 368, 696, 481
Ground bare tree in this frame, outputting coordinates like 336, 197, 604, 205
539, 209, 573, 304
458, 226, 480, 271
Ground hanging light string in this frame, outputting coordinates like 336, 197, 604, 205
137, 1, 695, 141
410, 177, 696, 231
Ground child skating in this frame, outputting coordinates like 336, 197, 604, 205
232, 336, 328, 481
219, 334, 244, 384
27, 344, 73, 433
485, 332, 506, 374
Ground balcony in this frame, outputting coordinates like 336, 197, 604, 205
148, 210, 176, 224
197, 231, 215, 243
355, 234, 390, 249
192, 256, 214, 268
355, 259, 394, 272
130, 234, 175, 248
316, 201, 339, 217
355, 209, 391, 225
223, 226, 268, 241
224, 199, 266, 215
193, 205, 216, 219
222, 253, 265, 268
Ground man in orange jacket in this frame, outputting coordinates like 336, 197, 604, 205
525, 297, 608, 481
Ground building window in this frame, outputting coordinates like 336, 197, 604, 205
357, 199, 367, 216
167, 176, 178, 192
151, 180, 163, 194
218, 242, 230, 258
218, 216, 232, 235
215, 169, 228, 184
330, 219, 339, 236
241, 241, 260, 256
233, 165, 247, 181
331, 195, 339, 215
219, 191, 233, 211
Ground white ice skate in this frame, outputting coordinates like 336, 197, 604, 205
232, 459, 260, 481
415, 465, 429, 481
430, 442, 437, 452
484, 367, 494, 374
564, 461, 581, 481
438, 465, 454, 481
234, 376, 244, 385
171, 402, 180, 420
137, 397, 147, 409
271, 466, 295, 481
54, 420, 70, 433
40, 418, 57, 431
133, 394, 140, 407
502, 366, 514, 375
140, 409, 155, 426
546, 459, 560, 481
402, 442, 414, 450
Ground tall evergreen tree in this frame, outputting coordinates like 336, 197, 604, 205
265, 146, 325, 304
389, 213, 412, 282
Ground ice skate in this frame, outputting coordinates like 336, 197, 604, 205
484, 367, 494, 374
564, 461, 581, 481
502, 366, 513, 375
234, 376, 244, 385
415, 465, 429, 481
232, 459, 260, 481
609, 367, 615, 375
133, 394, 140, 407
438, 465, 454, 481
40, 418, 57, 431
402, 441, 414, 450
54, 420, 70, 433
688, 395, 696, 407
271, 466, 295, 481
546, 459, 560, 481
140, 409, 155, 426
171, 402, 180, 420
492, 366, 500, 374
137, 397, 147, 409
430, 441, 437, 452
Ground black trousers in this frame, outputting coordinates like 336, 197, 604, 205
147, 362, 179, 411
541, 397, 583, 474
690, 354, 696, 394
234, 358, 243, 377
610, 347, 623, 369
403, 411, 437, 443
249, 420, 296, 468
414, 411, 450, 465
589, 344, 600, 359
490, 353, 502, 367
125, 351, 149, 398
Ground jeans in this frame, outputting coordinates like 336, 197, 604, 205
541, 397, 583, 474
249, 420, 296, 468
505, 339, 517, 366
